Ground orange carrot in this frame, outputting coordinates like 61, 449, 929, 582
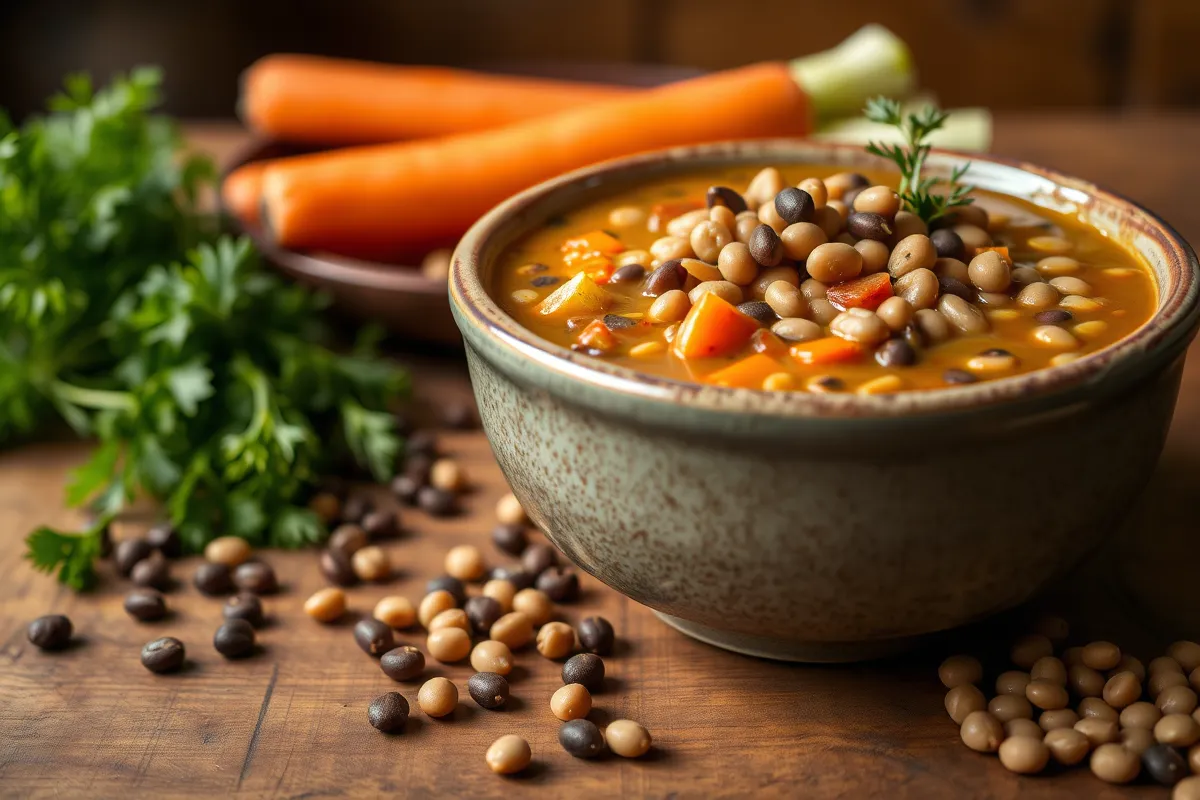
706, 354, 782, 389
789, 337, 864, 366
221, 162, 266, 227
240, 55, 632, 146
825, 272, 893, 311
749, 328, 789, 357
261, 63, 810, 260
673, 293, 762, 360
576, 320, 617, 352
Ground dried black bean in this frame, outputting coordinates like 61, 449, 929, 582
938, 276, 974, 301
943, 368, 978, 385
341, 494, 374, 525
213, 619, 256, 659
875, 339, 916, 368
368, 691, 410, 733
381, 646, 426, 681
643, 259, 687, 297
930, 228, 966, 260
1034, 309, 1073, 325
145, 523, 182, 559
521, 543, 559, 577
362, 509, 399, 540
130, 553, 171, 591
774, 187, 814, 225
609, 263, 646, 284
748, 224, 784, 267
1142, 743, 1187, 785
559, 719, 606, 758
706, 185, 748, 214
27, 615, 72, 650
141, 637, 186, 673
354, 618, 396, 657
223, 593, 264, 628
465, 596, 504, 636
193, 562, 234, 596
531, 275, 559, 287
125, 589, 168, 622
467, 672, 510, 709
390, 474, 423, 506
537, 567, 580, 602
603, 314, 637, 330
562, 653, 605, 691
489, 565, 535, 591
417, 486, 458, 517
847, 212, 893, 241
737, 300, 777, 324
578, 617, 615, 656
330, 524, 369, 556
319, 548, 358, 587
115, 538, 153, 577
233, 561, 278, 595
491, 523, 528, 556
426, 575, 468, 606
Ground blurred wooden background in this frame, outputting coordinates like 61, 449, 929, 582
1, 0, 1198, 118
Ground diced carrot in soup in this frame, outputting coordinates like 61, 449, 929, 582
825, 272, 893, 311
705, 353, 783, 388
561, 229, 625, 256
672, 293, 761, 359
789, 337, 864, 366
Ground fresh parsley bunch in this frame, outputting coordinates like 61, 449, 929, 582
863, 96, 975, 224
8, 69, 406, 589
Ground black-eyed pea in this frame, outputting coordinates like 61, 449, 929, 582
648, 290, 690, 323
666, 208, 710, 239
1027, 235, 1073, 255
758, 200, 788, 234
764, 280, 808, 319
689, 280, 742, 306
876, 296, 913, 332
1060, 295, 1103, 313
1036, 256, 1080, 276
608, 205, 646, 228
1032, 324, 1079, 349
805, 242, 862, 283
854, 239, 890, 274
887, 234, 936, 278
650, 236, 692, 263
894, 268, 939, 310
952, 223, 991, 250
797, 178, 828, 209
1011, 265, 1044, 285
690, 220, 733, 263
853, 185, 901, 219
830, 308, 890, 346
780, 222, 827, 261
967, 250, 1011, 292
771, 318, 822, 343
813, 206, 844, 239
745, 167, 785, 207
800, 278, 827, 300
808, 298, 839, 326
937, 295, 989, 335
717, 242, 759, 285
735, 211, 760, 244
1016, 281, 1061, 310
966, 349, 1018, 374
709, 204, 737, 231
914, 308, 953, 344
751, 266, 801, 300
1049, 276, 1092, 296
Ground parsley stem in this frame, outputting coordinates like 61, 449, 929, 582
50, 380, 135, 412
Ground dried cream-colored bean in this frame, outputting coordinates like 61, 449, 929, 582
771, 318, 822, 343
1171, 642, 1200, 672
536, 621, 577, 660
429, 608, 470, 633
1102, 671, 1141, 709
894, 268, 939, 310
418, 590, 457, 630
418, 677, 458, 718
1036, 256, 1080, 276
690, 220, 732, 263
482, 579, 517, 614
608, 205, 646, 228
648, 290, 690, 323
938, 295, 989, 335
765, 281, 808, 319
717, 242, 759, 285
1089, 742, 1140, 784
945, 685, 986, 724
1158, 685, 1199, 716
304, 588, 346, 623
1120, 701, 1162, 730
1039, 709, 1079, 732
745, 167, 785, 207
205, 536, 252, 567
374, 596, 417, 629
1074, 717, 1119, 747
1069, 665, 1106, 698
1043, 728, 1089, 765
751, 266, 801, 300
552, 683, 593, 721
512, 588, 554, 627
471, 640, 514, 675
996, 671, 1031, 696
486, 734, 531, 775
876, 296, 913, 332
1026, 680, 1069, 710
1032, 325, 1078, 349
427, 627, 471, 663
830, 308, 890, 346
914, 308, 953, 344
666, 208, 710, 239
689, 280, 742, 306
780, 222, 827, 261
490, 612, 535, 650
1079, 697, 1119, 721
1150, 670, 1191, 697
606, 720, 653, 758
939, 655, 983, 688
1121, 726, 1156, 756
805, 243, 862, 283
1030, 656, 1067, 686
1005, 718, 1045, 740
495, 492, 527, 526
797, 178, 828, 209
1156, 713, 1200, 746
758, 200, 788, 234
352, 546, 391, 582
999, 735, 1049, 774
445, 544, 485, 581
710, 204, 737, 231
960, 710, 1004, 752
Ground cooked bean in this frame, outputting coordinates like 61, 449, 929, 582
666, 208, 710, 239
774, 187, 815, 225
758, 198, 788, 234
689, 280, 742, 306
830, 308, 890, 346
1016, 281, 1060, 310
931, 228, 966, 260
737, 300, 776, 324
771, 318, 822, 343
813, 205, 845, 239
796, 178, 828, 209
710, 204, 737, 232
763, 280, 808, 319
853, 186, 901, 219
915, 308, 953, 344
967, 250, 1011, 292
751, 266, 801, 300
875, 296, 914, 332
895, 268, 939, 310
938, 294, 989, 334
847, 211, 892, 241
649, 235, 692, 263
745, 166, 785, 206
748, 224, 785, 267
715, 241, 758, 285
875, 339, 915, 367
888, 234, 936, 278
706, 185, 747, 213
952, 223, 991, 249
610, 263, 646, 284
1011, 265, 1044, 286
780, 222, 827, 262
824, 171, 869, 200
805, 242, 862, 283
735, 210, 760, 244
648, 290, 690, 323
690, 220, 732, 263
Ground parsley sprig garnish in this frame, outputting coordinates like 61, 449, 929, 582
11, 69, 406, 589
863, 97, 975, 224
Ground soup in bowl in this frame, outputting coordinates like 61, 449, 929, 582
449, 140, 1199, 661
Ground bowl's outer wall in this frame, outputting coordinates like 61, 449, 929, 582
467, 341, 1182, 643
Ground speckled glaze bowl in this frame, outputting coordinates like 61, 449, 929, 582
449, 140, 1200, 662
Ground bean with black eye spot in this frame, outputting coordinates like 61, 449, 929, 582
1035, 309, 1073, 325
939, 276, 974, 301
643, 260, 686, 297
706, 185, 747, 213
531, 275, 559, 287
875, 339, 916, 367
944, 368, 978, 385
847, 212, 893, 241
774, 188, 814, 225
602, 314, 637, 330
748, 224, 784, 267
931, 228, 966, 260
609, 263, 645, 284
737, 301, 776, 324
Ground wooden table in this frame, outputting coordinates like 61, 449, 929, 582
2, 117, 1199, 799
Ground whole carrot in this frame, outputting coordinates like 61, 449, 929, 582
261, 62, 809, 260
241, 54, 632, 146
221, 161, 265, 227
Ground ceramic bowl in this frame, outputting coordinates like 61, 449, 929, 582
449, 140, 1200, 662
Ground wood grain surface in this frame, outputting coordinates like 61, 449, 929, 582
2, 119, 1200, 799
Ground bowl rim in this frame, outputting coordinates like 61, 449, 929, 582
449, 139, 1200, 419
